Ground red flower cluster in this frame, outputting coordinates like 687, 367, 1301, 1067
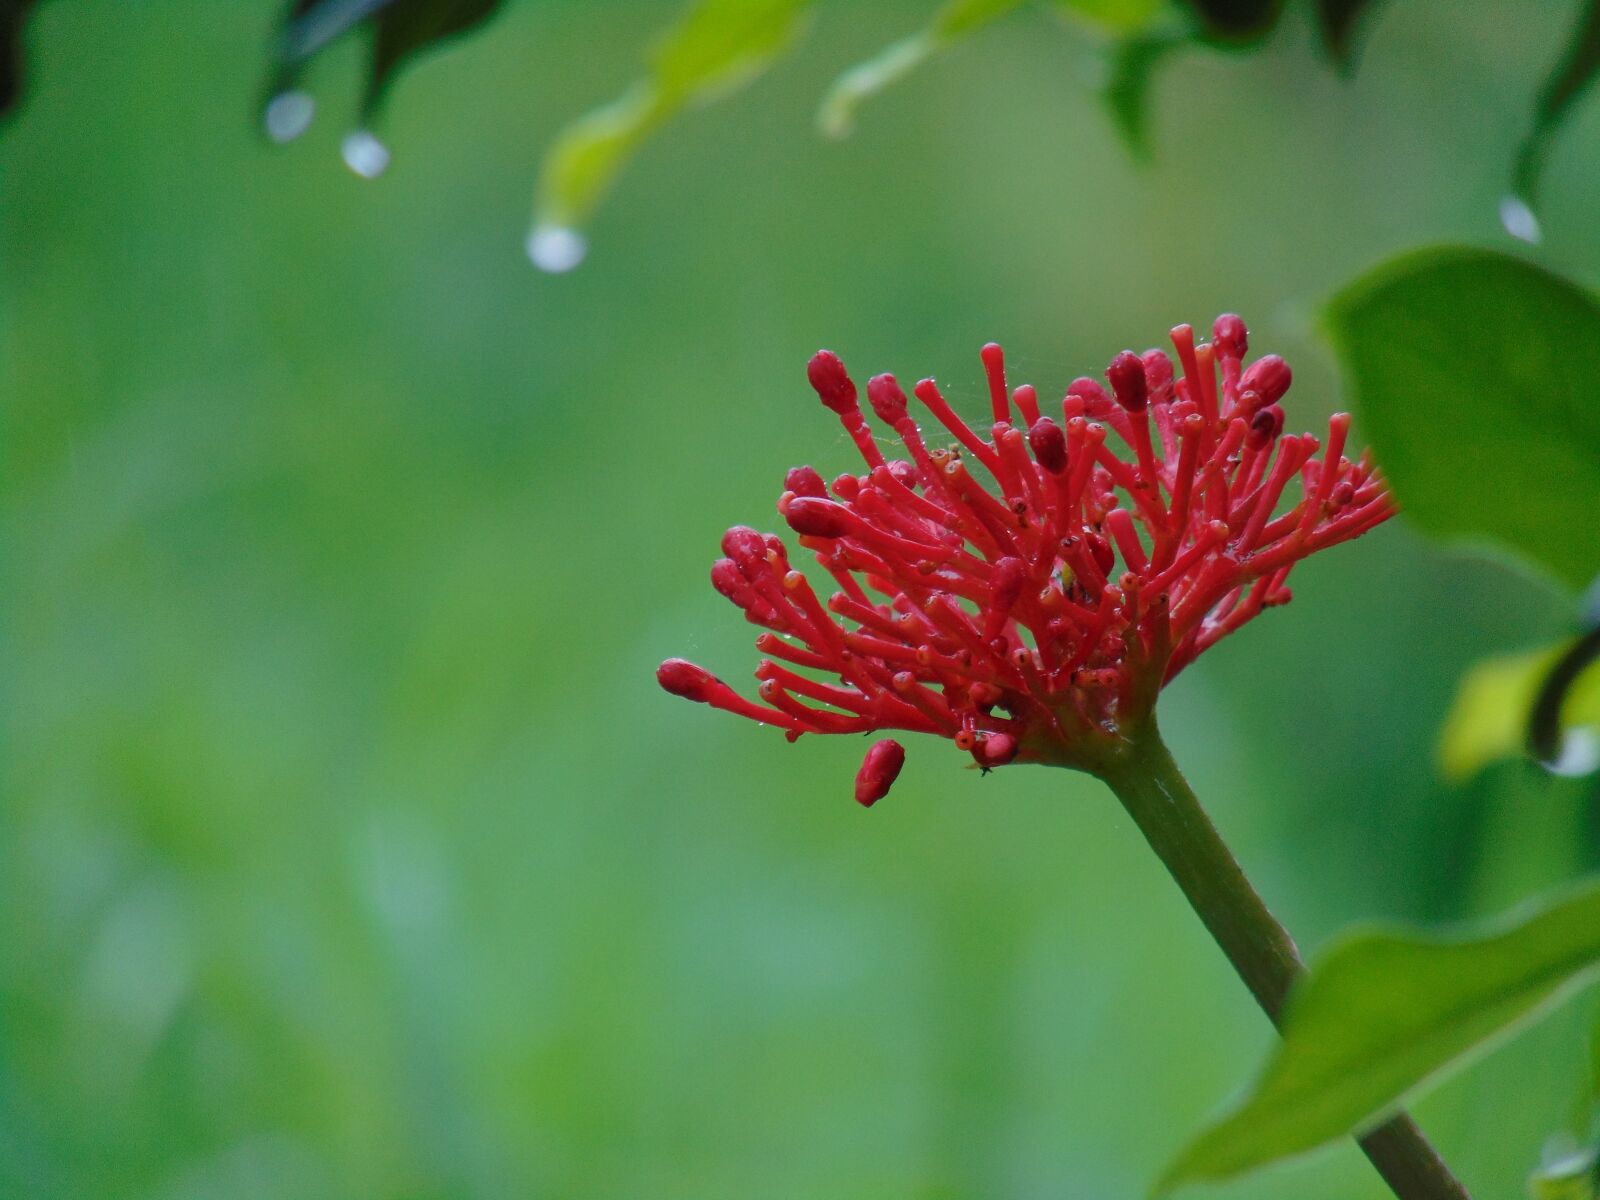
658, 317, 1394, 804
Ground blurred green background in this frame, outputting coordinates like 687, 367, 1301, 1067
4, 2, 1600, 1196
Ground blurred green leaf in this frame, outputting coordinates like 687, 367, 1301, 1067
1182, 0, 1280, 44
817, 0, 1025, 141
1529, 1145, 1598, 1200
818, 0, 1162, 141
1514, 0, 1600, 207
1, 0, 41, 116
1439, 642, 1600, 781
1158, 877, 1600, 1193
267, 0, 506, 120
1315, 0, 1377, 71
532, 0, 810, 250
1325, 246, 1600, 593
1102, 23, 1188, 157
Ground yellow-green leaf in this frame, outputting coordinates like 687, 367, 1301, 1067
1158, 878, 1600, 1193
531, 0, 811, 266
817, 0, 1025, 140
1439, 643, 1600, 782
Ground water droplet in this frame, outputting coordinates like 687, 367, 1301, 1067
263, 91, 315, 143
1544, 728, 1599, 777
526, 225, 587, 273
341, 130, 390, 179
1499, 195, 1542, 244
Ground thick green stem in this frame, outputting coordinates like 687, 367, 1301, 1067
1098, 721, 1470, 1200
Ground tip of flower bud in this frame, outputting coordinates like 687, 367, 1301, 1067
658, 658, 718, 702
807, 349, 858, 414
1141, 349, 1175, 405
784, 496, 853, 539
1247, 404, 1284, 449
1240, 354, 1291, 407
785, 465, 828, 497
1067, 376, 1112, 418
1212, 314, 1248, 361
972, 732, 1019, 768
1106, 350, 1148, 412
721, 525, 768, 567
1027, 416, 1068, 473
867, 373, 909, 424
855, 738, 906, 806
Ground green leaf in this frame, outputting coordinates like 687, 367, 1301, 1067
1, 0, 43, 118
1438, 641, 1600, 781
263, 0, 506, 138
1158, 877, 1600, 1193
1514, 0, 1600, 207
816, 0, 1025, 141
1529, 1145, 1598, 1200
1102, 24, 1188, 158
1181, 0, 1281, 44
1314, 0, 1378, 72
531, 0, 810, 261
1324, 246, 1600, 593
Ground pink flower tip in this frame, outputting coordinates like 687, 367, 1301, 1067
1212, 313, 1248, 361
867, 373, 909, 424
807, 349, 858, 414
658, 658, 718, 702
785, 465, 828, 497
1027, 416, 1068, 474
855, 738, 906, 806
784, 496, 853, 539
1107, 350, 1148, 412
1240, 354, 1292, 407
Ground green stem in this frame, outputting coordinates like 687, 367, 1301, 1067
1098, 720, 1471, 1200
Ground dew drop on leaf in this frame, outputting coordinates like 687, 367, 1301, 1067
263, 91, 315, 143
1499, 195, 1543, 244
526, 225, 587, 274
341, 130, 390, 179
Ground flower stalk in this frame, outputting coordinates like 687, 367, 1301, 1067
1098, 718, 1470, 1200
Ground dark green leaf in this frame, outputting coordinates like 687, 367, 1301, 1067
1102, 24, 1187, 158
530, 0, 811, 268
1324, 246, 1600, 593
1, 0, 43, 117
265, 0, 505, 127
1315, 0, 1378, 73
1515, 0, 1600, 206
1159, 877, 1600, 1192
1182, 0, 1281, 44
367, 0, 504, 115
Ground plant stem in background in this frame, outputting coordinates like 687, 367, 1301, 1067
1099, 722, 1472, 1200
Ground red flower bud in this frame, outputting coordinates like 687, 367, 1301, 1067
1240, 354, 1291, 406
1067, 376, 1112, 414
721, 525, 768, 569
1212, 313, 1248, 361
1141, 349, 1175, 405
658, 658, 718, 702
1247, 404, 1284, 449
785, 465, 827, 497
867, 373, 909, 424
807, 349, 857, 414
784, 496, 853, 539
1027, 416, 1068, 473
1107, 350, 1148, 413
974, 732, 1019, 768
855, 738, 906, 806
